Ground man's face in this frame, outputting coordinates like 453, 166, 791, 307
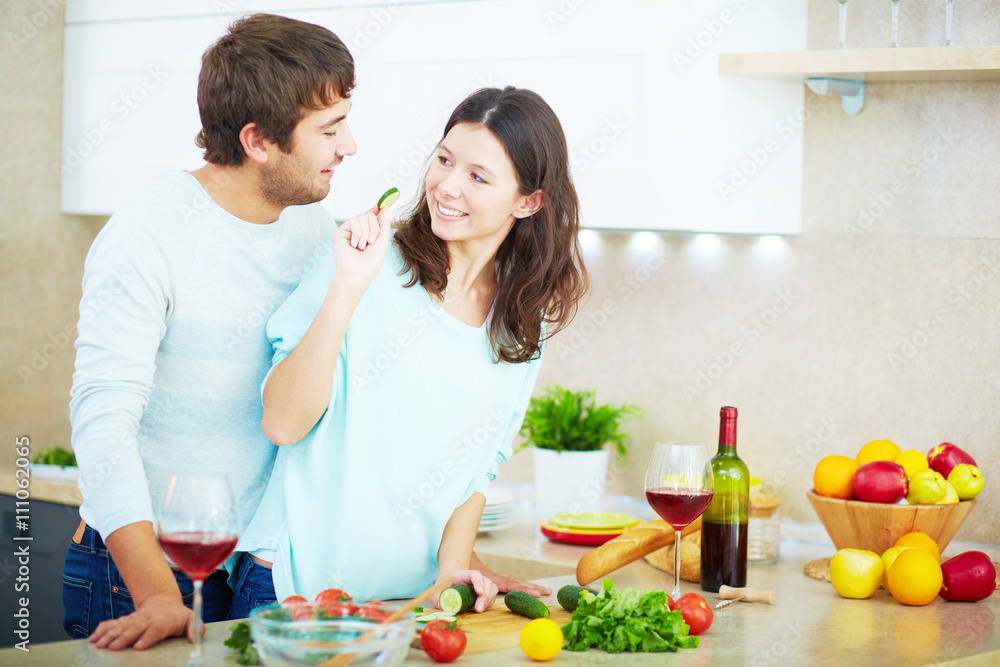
259, 96, 356, 207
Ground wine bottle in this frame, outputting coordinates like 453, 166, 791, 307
700, 406, 749, 592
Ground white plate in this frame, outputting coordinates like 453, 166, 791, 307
477, 518, 514, 533
30, 464, 80, 481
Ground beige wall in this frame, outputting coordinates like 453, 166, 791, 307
1, 2, 997, 545
0, 1, 106, 464
502, 2, 1000, 547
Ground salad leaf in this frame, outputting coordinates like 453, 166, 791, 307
224, 620, 259, 665
31, 446, 77, 467
561, 579, 699, 653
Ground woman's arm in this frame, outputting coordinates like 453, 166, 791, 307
261, 206, 390, 445
431, 492, 499, 613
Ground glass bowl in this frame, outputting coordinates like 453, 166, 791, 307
249, 602, 416, 666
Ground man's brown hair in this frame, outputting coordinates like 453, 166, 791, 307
196, 13, 355, 165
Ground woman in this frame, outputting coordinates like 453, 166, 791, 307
231, 86, 588, 616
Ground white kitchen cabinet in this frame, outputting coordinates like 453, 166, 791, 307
61, 0, 806, 234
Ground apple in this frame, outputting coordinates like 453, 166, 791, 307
905, 469, 947, 504
947, 464, 984, 501
853, 460, 908, 503
936, 481, 960, 504
939, 551, 996, 602
927, 442, 977, 479
830, 548, 884, 599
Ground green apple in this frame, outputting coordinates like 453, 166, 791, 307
935, 480, 959, 504
906, 469, 947, 504
947, 464, 984, 500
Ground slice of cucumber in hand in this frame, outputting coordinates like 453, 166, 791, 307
377, 187, 400, 210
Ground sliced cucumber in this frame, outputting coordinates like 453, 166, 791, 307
416, 612, 457, 623
504, 591, 549, 619
377, 187, 400, 210
556, 585, 598, 613
438, 584, 476, 615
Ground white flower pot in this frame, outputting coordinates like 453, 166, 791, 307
532, 448, 610, 520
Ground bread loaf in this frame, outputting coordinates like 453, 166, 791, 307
575, 517, 702, 585
644, 529, 701, 583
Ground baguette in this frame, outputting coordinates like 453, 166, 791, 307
644, 529, 701, 583
576, 517, 702, 585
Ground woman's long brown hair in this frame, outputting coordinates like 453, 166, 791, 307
394, 87, 589, 364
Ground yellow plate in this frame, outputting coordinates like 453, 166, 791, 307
547, 512, 641, 531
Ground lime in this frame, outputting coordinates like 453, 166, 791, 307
377, 187, 400, 210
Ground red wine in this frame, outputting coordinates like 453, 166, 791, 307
646, 488, 714, 530
700, 520, 748, 592
159, 531, 238, 581
700, 406, 749, 593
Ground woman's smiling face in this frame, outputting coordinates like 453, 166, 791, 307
424, 122, 536, 250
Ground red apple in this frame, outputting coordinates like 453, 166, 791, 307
927, 442, 978, 479
939, 551, 996, 602
852, 460, 908, 503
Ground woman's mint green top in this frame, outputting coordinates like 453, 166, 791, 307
237, 238, 542, 601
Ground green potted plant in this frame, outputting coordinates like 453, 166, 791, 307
516, 385, 642, 518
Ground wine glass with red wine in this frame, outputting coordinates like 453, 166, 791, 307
157, 473, 239, 667
644, 442, 714, 599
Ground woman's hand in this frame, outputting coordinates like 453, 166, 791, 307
470, 551, 552, 598
331, 204, 391, 288
429, 570, 499, 613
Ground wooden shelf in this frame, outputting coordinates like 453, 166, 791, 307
719, 46, 1000, 82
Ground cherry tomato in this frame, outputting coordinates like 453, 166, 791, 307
315, 588, 352, 604
315, 588, 356, 617
282, 595, 308, 604
355, 603, 392, 622
421, 620, 467, 663
674, 593, 713, 635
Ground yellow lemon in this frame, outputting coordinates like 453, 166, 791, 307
856, 439, 901, 466
880, 546, 916, 595
894, 449, 929, 479
830, 548, 884, 599
519, 618, 564, 661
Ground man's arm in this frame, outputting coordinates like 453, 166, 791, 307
89, 523, 192, 650
70, 224, 191, 649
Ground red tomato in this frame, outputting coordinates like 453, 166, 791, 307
355, 603, 392, 622
667, 594, 676, 611
421, 620, 466, 663
315, 588, 352, 604
282, 595, 308, 604
315, 588, 356, 617
675, 593, 713, 635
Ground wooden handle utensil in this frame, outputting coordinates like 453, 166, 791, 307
718, 585, 776, 604
319, 577, 454, 667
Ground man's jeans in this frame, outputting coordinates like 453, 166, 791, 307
61, 523, 234, 638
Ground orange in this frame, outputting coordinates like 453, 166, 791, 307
879, 546, 916, 595
856, 439, 901, 466
887, 548, 943, 606
893, 531, 941, 561
813, 455, 860, 499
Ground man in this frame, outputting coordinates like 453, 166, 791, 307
63, 13, 357, 650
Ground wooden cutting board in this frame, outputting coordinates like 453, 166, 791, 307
411, 605, 572, 654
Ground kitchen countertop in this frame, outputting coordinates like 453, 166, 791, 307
4, 480, 998, 665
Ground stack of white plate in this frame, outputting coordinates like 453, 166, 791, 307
477, 490, 514, 533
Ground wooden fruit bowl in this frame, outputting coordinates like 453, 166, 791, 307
806, 489, 976, 555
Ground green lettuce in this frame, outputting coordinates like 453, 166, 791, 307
561, 579, 699, 653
